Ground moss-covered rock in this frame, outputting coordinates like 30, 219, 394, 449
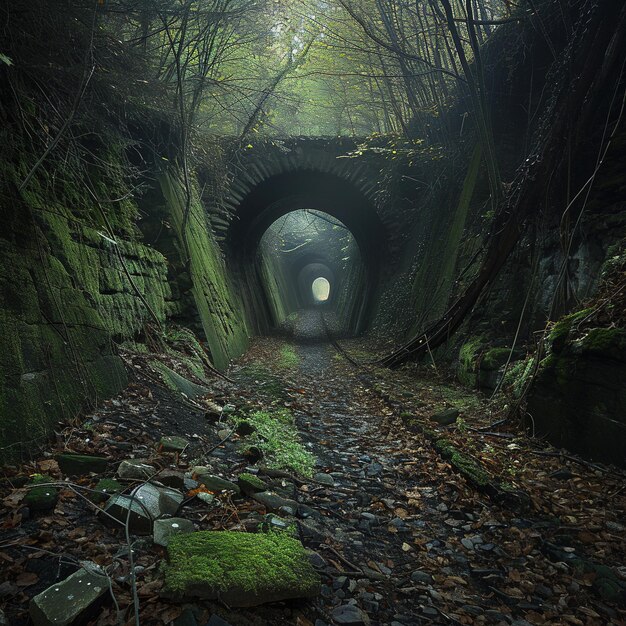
238, 472, 268, 495
23, 474, 58, 511
56, 453, 109, 475
91, 478, 123, 503
162, 531, 320, 606
528, 321, 626, 466
457, 337, 484, 387
548, 308, 593, 353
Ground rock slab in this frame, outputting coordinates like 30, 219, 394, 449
162, 530, 320, 606
29, 568, 109, 626
153, 517, 195, 547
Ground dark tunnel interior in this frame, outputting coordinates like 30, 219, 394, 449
226, 170, 385, 337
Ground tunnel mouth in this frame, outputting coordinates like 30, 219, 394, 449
254, 209, 367, 339
226, 169, 385, 337
312, 277, 331, 303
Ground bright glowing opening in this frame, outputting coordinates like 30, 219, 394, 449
312, 277, 330, 302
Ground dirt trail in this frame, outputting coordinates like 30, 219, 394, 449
0, 313, 624, 626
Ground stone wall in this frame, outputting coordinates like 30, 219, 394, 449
0, 152, 250, 461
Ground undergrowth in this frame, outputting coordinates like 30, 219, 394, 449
232, 409, 315, 477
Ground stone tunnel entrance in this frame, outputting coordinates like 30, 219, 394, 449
256, 209, 365, 335
224, 168, 385, 337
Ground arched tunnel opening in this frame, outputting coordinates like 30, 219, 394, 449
226, 170, 384, 339
256, 210, 365, 337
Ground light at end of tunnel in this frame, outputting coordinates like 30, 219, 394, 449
312, 277, 330, 302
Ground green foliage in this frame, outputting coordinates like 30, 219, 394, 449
233, 409, 315, 477
502, 356, 535, 398
277, 345, 299, 370
548, 308, 593, 352
458, 336, 484, 387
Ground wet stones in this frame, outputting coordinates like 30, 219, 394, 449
332, 604, 371, 625
252, 491, 299, 516
159, 436, 189, 453
117, 459, 155, 480
191, 467, 240, 494
153, 518, 195, 547
314, 472, 335, 486
104, 484, 183, 534
29, 568, 110, 626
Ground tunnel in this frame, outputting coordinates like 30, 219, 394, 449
226, 170, 385, 337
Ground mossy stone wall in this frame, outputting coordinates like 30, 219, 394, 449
527, 328, 626, 466
159, 171, 250, 370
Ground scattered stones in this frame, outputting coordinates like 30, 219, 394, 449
205, 401, 224, 422
461, 538, 475, 550
91, 478, 123, 503
117, 459, 155, 480
154, 517, 195, 547
237, 472, 268, 495
104, 483, 184, 534
217, 429, 231, 440
314, 472, 335, 486
410, 571, 433, 585
262, 514, 297, 536
29, 568, 109, 626
191, 468, 240, 494
56, 453, 109, 475
252, 491, 298, 515
159, 436, 188, 452
157, 469, 187, 490
162, 531, 320, 606
196, 492, 215, 505
331, 604, 371, 625
365, 462, 383, 477
430, 407, 460, 426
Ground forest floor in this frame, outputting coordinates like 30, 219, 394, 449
1, 310, 625, 626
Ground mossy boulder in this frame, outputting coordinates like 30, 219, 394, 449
23, 474, 58, 512
159, 436, 189, 453
457, 337, 484, 387
528, 323, 626, 466
162, 531, 320, 606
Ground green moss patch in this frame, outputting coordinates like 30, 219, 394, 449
458, 336, 484, 387
56, 453, 109, 475
548, 308, 593, 352
23, 474, 58, 511
277, 345, 299, 370
238, 472, 268, 495
580, 328, 626, 358
162, 531, 320, 606
233, 409, 315, 477
91, 478, 123, 503
433, 439, 490, 487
